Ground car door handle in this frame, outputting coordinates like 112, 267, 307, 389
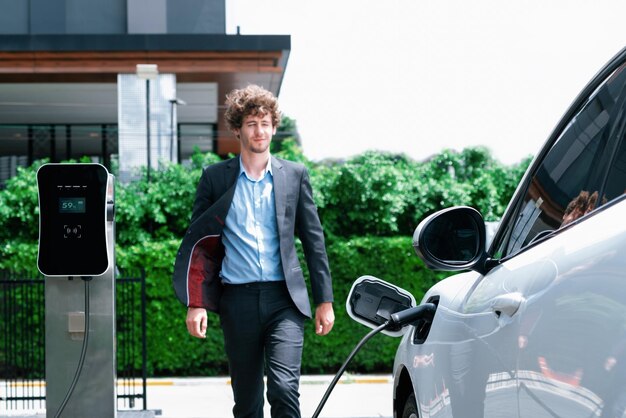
490, 292, 525, 317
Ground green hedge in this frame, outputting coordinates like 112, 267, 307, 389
119, 235, 447, 375
1, 236, 446, 376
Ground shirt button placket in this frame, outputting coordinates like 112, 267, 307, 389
253, 182, 263, 278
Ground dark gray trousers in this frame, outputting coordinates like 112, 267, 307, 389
219, 281, 305, 418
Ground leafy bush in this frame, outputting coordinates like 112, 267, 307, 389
0, 236, 445, 375
115, 153, 221, 245
315, 147, 531, 237
318, 152, 413, 237
0, 147, 530, 247
0, 162, 42, 244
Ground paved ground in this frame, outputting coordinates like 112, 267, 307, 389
1, 374, 394, 418
145, 374, 393, 418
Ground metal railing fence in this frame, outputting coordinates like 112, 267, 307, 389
0, 268, 148, 412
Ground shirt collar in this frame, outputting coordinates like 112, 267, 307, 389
239, 155, 273, 180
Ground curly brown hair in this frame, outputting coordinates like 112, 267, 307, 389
224, 85, 281, 131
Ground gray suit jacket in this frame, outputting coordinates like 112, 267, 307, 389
172, 156, 333, 318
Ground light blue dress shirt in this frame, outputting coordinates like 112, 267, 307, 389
220, 157, 285, 284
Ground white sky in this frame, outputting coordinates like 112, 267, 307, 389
226, 1, 626, 165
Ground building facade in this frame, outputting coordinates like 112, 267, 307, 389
0, 0, 290, 183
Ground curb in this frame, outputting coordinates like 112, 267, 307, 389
0, 375, 393, 388
145, 374, 392, 386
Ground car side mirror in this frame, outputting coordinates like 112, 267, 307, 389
413, 206, 493, 275
345, 275, 416, 337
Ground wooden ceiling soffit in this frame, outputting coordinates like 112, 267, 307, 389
0, 51, 286, 74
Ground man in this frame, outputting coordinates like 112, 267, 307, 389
172, 84, 334, 418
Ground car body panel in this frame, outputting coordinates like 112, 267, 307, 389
394, 197, 626, 418
516, 199, 626, 417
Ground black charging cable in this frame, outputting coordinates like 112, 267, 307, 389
312, 302, 437, 418
312, 321, 389, 418
54, 276, 93, 418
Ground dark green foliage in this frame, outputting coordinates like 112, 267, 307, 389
1, 237, 444, 375
271, 137, 309, 165
315, 148, 531, 237
116, 154, 221, 246
0, 161, 42, 244
271, 116, 307, 164
115, 240, 229, 376
274, 115, 301, 145
0, 240, 39, 274
317, 152, 414, 237
0, 146, 531, 376
0, 269, 45, 379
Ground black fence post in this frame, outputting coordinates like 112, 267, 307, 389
141, 267, 148, 411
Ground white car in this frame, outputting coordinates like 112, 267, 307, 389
392, 47, 626, 418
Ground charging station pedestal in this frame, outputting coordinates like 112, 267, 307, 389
37, 164, 117, 418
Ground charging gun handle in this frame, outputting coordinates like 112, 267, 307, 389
390, 303, 436, 327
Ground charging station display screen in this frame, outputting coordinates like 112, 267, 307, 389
59, 197, 86, 214
38, 164, 109, 276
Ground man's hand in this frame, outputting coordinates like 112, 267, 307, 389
315, 302, 335, 336
186, 307, 208, 338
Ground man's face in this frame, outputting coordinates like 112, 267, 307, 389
235, 112, 276, 155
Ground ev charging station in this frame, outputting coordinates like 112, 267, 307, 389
37, 163, 117, 418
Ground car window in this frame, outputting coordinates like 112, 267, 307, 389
494, 63, 626, 258
603, 137, 626, 202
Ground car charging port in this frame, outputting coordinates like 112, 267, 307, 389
413, 296, 439, 344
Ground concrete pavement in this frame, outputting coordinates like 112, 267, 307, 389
1, 375, 394, 418
143, 374, 394, 418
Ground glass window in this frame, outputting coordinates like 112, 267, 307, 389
31, 125, 53, 160
69, 125, 102, 162
0, 125, 28, 156
603, 138, 626, 202
179, 124, 214, 163
0, 125, 29, 187
495, 63, 626, 258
